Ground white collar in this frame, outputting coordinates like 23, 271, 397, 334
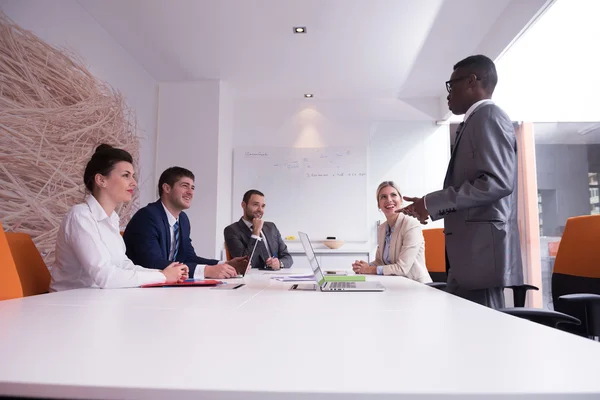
463, 99, 494, 121
86, 195, 118, 225
161, 201, 178, 227
242, 218, 253, 230
464, 99, 493, 122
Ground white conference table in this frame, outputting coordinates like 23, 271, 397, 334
1, 267, 600, 399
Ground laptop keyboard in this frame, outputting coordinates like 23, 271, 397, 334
329, 282, 356, 290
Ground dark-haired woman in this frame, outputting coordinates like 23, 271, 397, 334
50, 144, 187, 291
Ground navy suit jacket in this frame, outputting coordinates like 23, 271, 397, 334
123, 200, 219, 277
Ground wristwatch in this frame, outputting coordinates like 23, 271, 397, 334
280, 261, 284, 269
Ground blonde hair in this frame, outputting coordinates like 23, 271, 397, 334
376, 181, 402, 207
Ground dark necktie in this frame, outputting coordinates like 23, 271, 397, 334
172, 220, 180, 261
250, 225, 270, 264
454, 122, 465, 146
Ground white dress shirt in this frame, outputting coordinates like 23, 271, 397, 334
463, 99, 494, 121
50, 196, 166, 291
161, 202, 179, 261
242, 218, 272, 256
160, 202, 210, 279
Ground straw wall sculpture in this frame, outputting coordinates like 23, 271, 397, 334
0, 11, 140, 266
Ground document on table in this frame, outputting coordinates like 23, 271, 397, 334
271, 274, 316, 282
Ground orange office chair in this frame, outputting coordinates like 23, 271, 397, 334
0, 222, 24, 300
422, 228, 447, 290
550, 215, 600, 338
224, 242, 232, 261
501, 215, 600, 339
5, 232, 51, 297
423, 228, 446, 281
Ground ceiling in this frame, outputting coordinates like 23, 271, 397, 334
493, 0, 600, 123
534, 122, 600, 145
78, 0, 549, 118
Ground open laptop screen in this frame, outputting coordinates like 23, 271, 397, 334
298, 231, 325, 286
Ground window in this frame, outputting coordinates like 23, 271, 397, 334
538, 191, 544, 236
590, 173, 600, 215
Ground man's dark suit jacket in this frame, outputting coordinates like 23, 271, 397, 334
123, 200, 219, 277
224, 218, 293, 269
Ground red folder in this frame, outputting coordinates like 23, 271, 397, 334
141, 279, 223, 288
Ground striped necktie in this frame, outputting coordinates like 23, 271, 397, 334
172, 220, 180, 261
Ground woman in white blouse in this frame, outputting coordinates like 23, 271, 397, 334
50, 144, 187, 291
352, 181, 432, 283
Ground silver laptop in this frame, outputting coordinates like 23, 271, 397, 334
230, 235, 261, 278
298, 231, 385, 292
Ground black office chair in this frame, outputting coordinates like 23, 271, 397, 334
558, 294, 600, 341
498, 307, 581, 328
500, 216, 600, 341
426, 282, 447, 290
427, 283, 539, 302
506, 284, 539, 307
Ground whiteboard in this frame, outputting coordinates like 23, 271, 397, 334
232, 147, 368, 241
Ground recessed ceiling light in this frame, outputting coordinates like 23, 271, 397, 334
304, 93, 313, 98
294, 27, 306, 34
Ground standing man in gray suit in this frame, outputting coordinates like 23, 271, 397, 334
224, 189, 293, 270
400, 55, 523, 309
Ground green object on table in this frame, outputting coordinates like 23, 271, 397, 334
323, 275, 366, 282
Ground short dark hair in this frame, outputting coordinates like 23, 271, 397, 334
454, 55, 498, 94
243, 189, 264, 204
158, 167, 195, 197
83, 144, 133, 192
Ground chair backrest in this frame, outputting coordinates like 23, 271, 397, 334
0, 222, 24, 300
552, 215, 600, 336
5, 232, 51, 297
422, 228, 446, 282
225, 242, 232, 261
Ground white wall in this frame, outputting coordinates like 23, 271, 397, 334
157, 81, 221, 258
1, 0, 159, 206
215, 83, 235, 257
368, 121, 448, 233
233, 99, 449, 254
233, 100, 371, 148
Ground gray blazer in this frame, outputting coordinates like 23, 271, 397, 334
224, 218, 293, 269
425, 102, 523, 290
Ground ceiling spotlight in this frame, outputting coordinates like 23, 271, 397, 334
294, 27, 306, 34
304, 93, 313, 98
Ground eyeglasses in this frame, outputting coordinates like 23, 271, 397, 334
445, 75, 480, 92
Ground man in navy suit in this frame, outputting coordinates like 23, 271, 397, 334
124, 167, 246, 279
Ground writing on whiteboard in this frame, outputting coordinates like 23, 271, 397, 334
233, 146, 368, 241
268, 150, 364, 178
306, 172, 367, 178
245, 151, 269, 157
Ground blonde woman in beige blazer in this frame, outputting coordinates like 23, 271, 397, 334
352, 181, 432, 283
